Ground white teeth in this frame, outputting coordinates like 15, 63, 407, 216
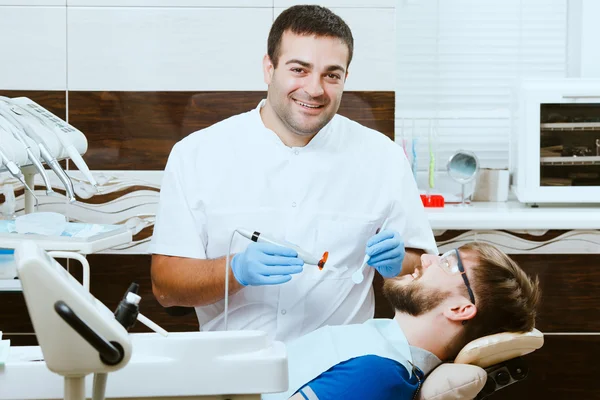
296, 100, 320, 108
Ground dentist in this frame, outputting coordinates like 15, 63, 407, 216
149, 5, 437, 342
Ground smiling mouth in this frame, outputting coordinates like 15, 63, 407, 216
293, 99, 324, 109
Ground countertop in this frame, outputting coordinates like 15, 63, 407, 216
425, 200, 600, 231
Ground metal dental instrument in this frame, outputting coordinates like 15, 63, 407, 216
10, 98, 99, 192
352, 218, 390, 284
2, 105, 76, 202
0, 111, 55, 195
0, 146, 39, 206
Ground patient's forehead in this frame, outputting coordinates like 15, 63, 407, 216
440, 249, 476, 269
457, 249, 478, 274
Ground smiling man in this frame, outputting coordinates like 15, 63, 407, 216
149, 6, 437, 342
259, 14, 350, 147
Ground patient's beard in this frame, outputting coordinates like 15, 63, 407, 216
383, 279, 452, 317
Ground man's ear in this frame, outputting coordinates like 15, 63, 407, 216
443, 300, 477, 324
263, 54, 274, 85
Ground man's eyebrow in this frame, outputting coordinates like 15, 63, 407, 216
285, 59, 312, 68
284, 59, 346, 74
325, 64, 346, 74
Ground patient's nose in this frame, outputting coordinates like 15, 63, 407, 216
420, 254, 436, 270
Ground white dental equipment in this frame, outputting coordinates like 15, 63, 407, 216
352, 218, 390, 284
0, 220, 132, 257
236, 228, 327, 267
0, 124, 29, 166
16, 241, 132, 400
224, 228, 329, 330
15, 211, 68, 236
0, 96, 97, 212
0, 111, 54, 195
0, 143, 38, 203
3, 241, 288, 400
0, 99, 76, 202
10, 97, 98, 191
0, 184, 16, 220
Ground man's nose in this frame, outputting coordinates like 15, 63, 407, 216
421, 253, 440, 271
304, 75, 325, 98
420, 254, 437, 270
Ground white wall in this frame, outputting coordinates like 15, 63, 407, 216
0, 5, 66, 89
579, 0, 600, 78
0, 1, 396, 91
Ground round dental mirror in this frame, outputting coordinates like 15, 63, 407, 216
447, 150, 479, 205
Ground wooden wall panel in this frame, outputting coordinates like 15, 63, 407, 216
0, 255, 199, 340
493, 335, 600, 400
5, 253, 600, 336
376, 253, 600, 332
0, 291, 32, 332
513, 253, 600, 332
1, 334, 37, 347
84, 253, 200, 333
67, 91, 394, 170
0, 90, 66, 119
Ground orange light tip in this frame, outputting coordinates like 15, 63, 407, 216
318, 251, 329, 270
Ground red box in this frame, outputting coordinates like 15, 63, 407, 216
420, 194, 445, 208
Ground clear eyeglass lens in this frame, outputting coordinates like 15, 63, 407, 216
440, 252, 459, 274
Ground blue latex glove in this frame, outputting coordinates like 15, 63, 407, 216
365, 229, 405, 278
232, 242, 304, 286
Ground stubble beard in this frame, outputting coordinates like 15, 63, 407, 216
383, 279, 451, 317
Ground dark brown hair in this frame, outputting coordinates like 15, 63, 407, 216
267, 5, 354, 68
456, 242, 541, 353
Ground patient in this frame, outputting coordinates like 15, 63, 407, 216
265, 242, 541, 400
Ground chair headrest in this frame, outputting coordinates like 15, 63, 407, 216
454, 328, 544, 368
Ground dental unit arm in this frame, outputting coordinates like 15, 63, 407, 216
0, 98, 76, 203
10, 97, 98, 190
0, 111, 54, 196
0, 97, 96, 212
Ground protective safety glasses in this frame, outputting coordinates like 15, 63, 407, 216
438, 249, 476, 305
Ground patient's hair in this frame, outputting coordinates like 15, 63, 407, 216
453, 242, 541, 355
267, 5, 354, 68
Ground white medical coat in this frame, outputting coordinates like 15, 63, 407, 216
148, 100, 437, 343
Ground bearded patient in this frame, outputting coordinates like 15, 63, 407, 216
262, 241, 541, 400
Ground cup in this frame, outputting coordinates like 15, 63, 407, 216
473, 169, 510, 202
